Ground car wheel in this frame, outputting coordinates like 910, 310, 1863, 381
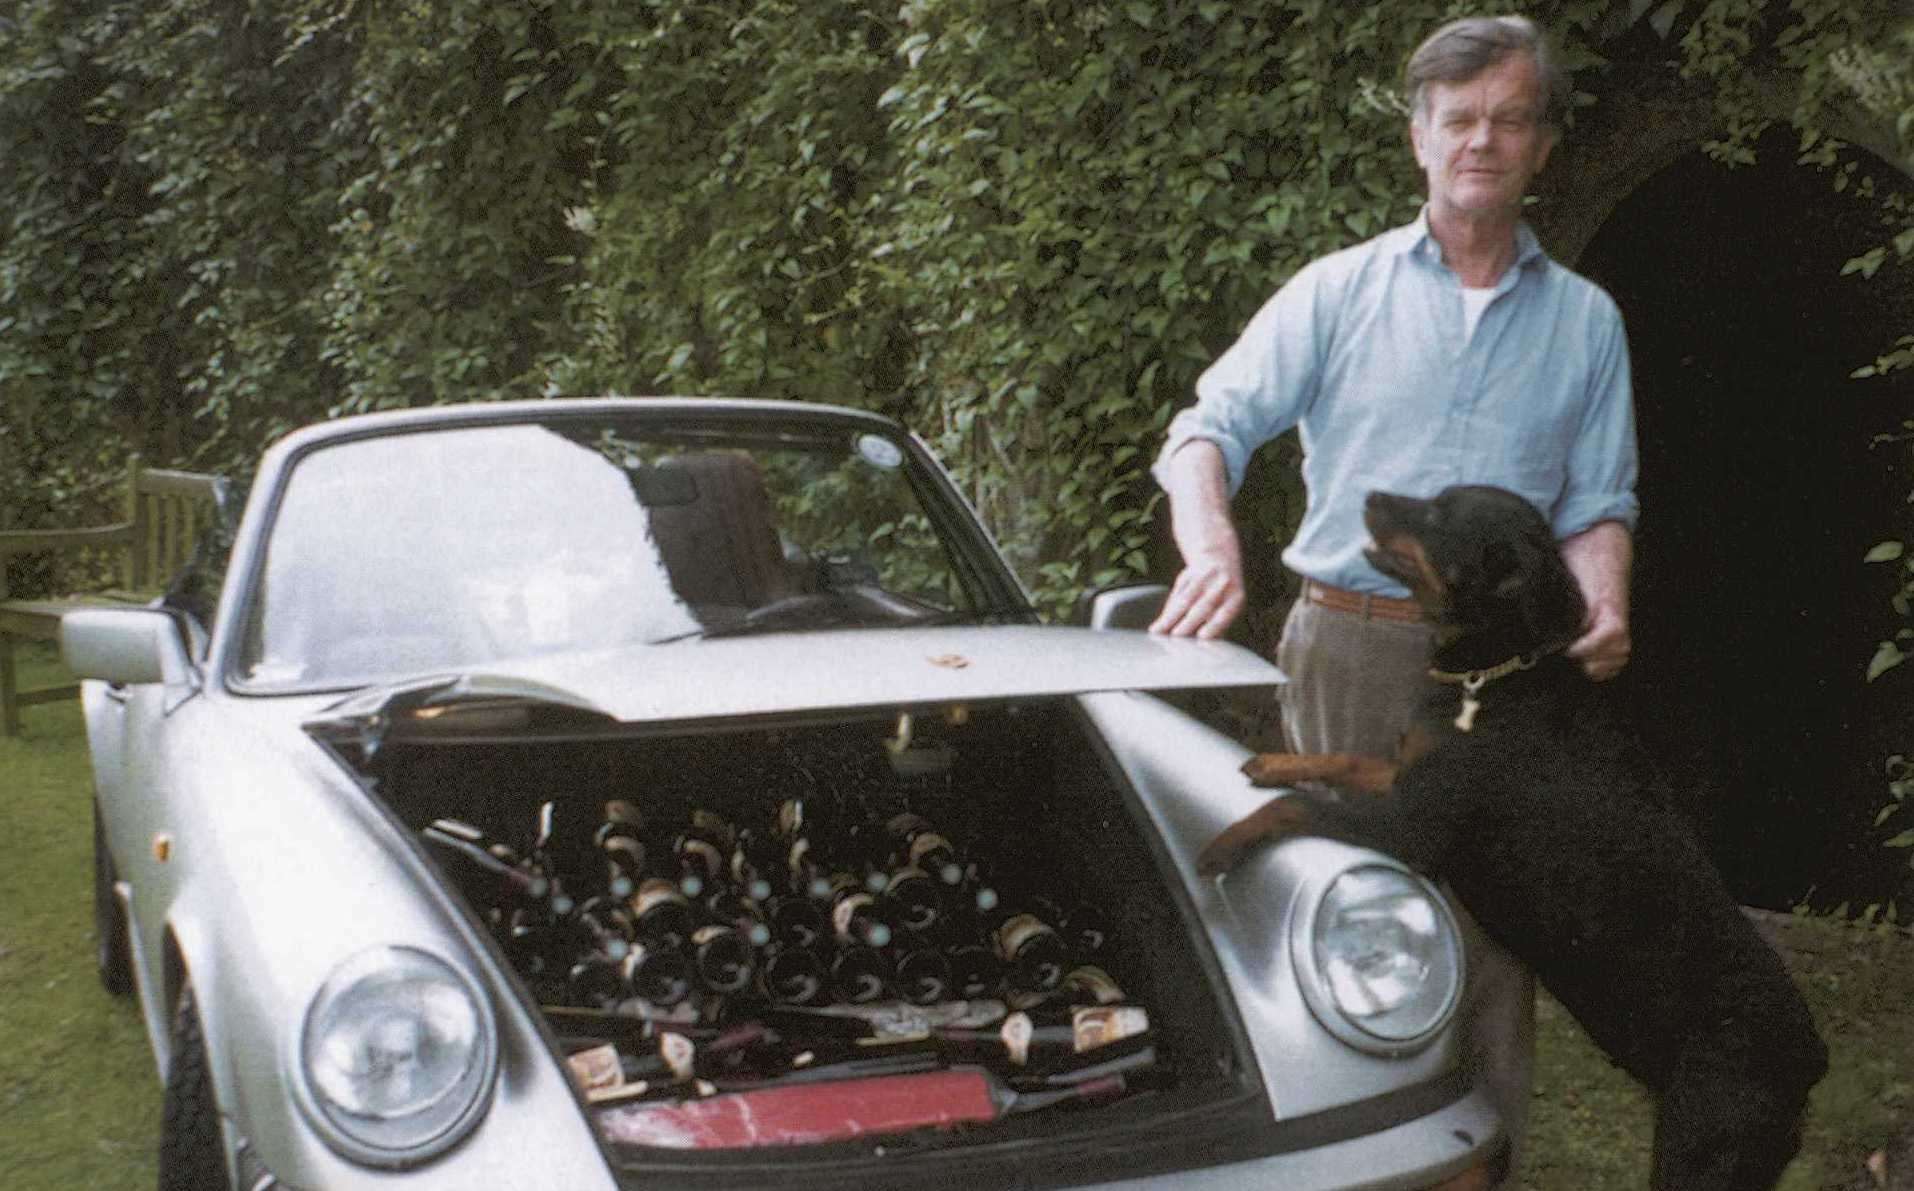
92, 801, 134, 997
158, 985, 234, 1191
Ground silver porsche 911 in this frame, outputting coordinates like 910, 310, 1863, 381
65, 397, 1501, 1189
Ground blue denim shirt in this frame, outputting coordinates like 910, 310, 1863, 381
1154, 211, 1639, 597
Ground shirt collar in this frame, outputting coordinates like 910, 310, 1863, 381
1398, 207, 1547, 276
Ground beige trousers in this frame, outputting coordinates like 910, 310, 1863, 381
1275, 597, 1535, 1184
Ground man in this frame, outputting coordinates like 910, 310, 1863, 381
1148, 14, 1638, 1181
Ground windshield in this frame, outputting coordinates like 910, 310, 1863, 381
236, 414, 1010, 692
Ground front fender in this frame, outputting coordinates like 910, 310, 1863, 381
1076, 691, 1466, 1122
132, 695, 616, 1188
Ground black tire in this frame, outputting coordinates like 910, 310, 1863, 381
92, 801, 134, 997
158, 985, 234, 1191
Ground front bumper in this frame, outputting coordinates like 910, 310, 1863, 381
1095, 1082, 1502, 1191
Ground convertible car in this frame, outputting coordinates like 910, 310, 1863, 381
65, 397, 1502, 1189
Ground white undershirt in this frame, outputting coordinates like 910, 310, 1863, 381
1462, 286, 1496, 340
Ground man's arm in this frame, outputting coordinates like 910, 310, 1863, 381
1148, 440, 1247, 639
1561, 519, 1632, 681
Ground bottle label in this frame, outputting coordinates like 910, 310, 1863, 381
832, 892, 876, 941
994, 913, 1057, 962
1000, 1012, 1033, 1066
659, 1032, 696, 1082
907, 833, 954, 868
679, 838, 723, 879
1072, 1006, 1149, 1052
566, 1043, 623, 1094
631, 879, 686, 917
1063, 965, 1125, 1005
691, 924, 732, 948
603, 836, 645, 869
885, 865, 931, 893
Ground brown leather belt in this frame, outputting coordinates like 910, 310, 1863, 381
1304, 581, 1424, 624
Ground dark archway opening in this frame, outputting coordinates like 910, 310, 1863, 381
1577, 129, 1914, 911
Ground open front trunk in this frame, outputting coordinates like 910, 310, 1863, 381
324, 693, 1268, 1187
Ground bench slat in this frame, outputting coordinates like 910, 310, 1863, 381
0, 523, 137, 556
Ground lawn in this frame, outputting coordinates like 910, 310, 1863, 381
0, 646, 157, 1191
0, 641, 1907, 1189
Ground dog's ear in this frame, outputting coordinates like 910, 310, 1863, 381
1513, 534, 1587, 646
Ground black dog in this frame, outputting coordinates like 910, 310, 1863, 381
1199, 485, 1827, 1191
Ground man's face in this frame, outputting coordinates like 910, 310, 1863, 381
1409, 53, 1557, 221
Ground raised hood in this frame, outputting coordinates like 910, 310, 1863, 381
309, 624, 1283, 731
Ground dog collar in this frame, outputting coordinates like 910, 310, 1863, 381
1428, 652, 1539, 732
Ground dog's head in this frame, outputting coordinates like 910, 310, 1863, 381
1363, 485, 1586, 652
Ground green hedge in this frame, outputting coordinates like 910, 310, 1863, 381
0, 0, 1904, 617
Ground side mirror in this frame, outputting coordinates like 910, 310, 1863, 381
1078, 582, 1170, 631
62, 608, 201, 695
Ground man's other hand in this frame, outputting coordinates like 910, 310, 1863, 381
1150, 543, 1246, 638
1151, 438, 1247, 638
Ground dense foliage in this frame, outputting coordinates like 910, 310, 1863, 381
3, 0, 1905, 616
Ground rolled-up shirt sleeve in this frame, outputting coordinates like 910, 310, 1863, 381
1552, 297, 1640, 539
1152, 263, 1329, 497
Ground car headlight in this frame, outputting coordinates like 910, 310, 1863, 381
1293, 863, 1463, 1056
295, 945, 497, 1168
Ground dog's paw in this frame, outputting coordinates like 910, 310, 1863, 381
1241, 753, 1304, 787
1196, 798, 1291, 877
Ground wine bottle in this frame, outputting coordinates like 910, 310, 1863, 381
886, 812, 965, 887
880, 865, 944, 934
705, 887, 773, 948
593, 808, 647, 901
830, 944, 892, 1004
1015, 1005, 1154, 1065
759, 945, 829, 1006
566, 952, 628, 1006
727, 833, 777, 903
574, 895, 634, 962
628, 877, 696, 949
827, 874, 894, 949
503, 907, 557, 980
785, 836, 834, 901
994, 912, 1068, 997
892, 945, 952, 1006
1059, 902, 1112, 954
422, 820, 552, 905
765, 894, 828, 951
1061, 964, 1125, 1006
958, 858, 1003, 920
528, 800, 561, 874
690, 923, 757, 995
622, 943, 694, 1008
944, 941, 1003, 1000
670, 827, 726, 899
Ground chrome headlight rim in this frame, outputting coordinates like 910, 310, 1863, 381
291, 944, 498, 1170
1289, 860, 1464, 1057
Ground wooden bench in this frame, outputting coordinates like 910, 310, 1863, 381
0, 456, 227, 735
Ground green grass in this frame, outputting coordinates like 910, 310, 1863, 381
1, 641, 1907, 1189
0, 645, 156, 1191
1525, 909, 1914, 1189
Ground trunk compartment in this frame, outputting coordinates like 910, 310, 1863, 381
330, 695, 1258, 1180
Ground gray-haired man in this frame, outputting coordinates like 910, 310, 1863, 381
1151, 15, 1639, 1180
